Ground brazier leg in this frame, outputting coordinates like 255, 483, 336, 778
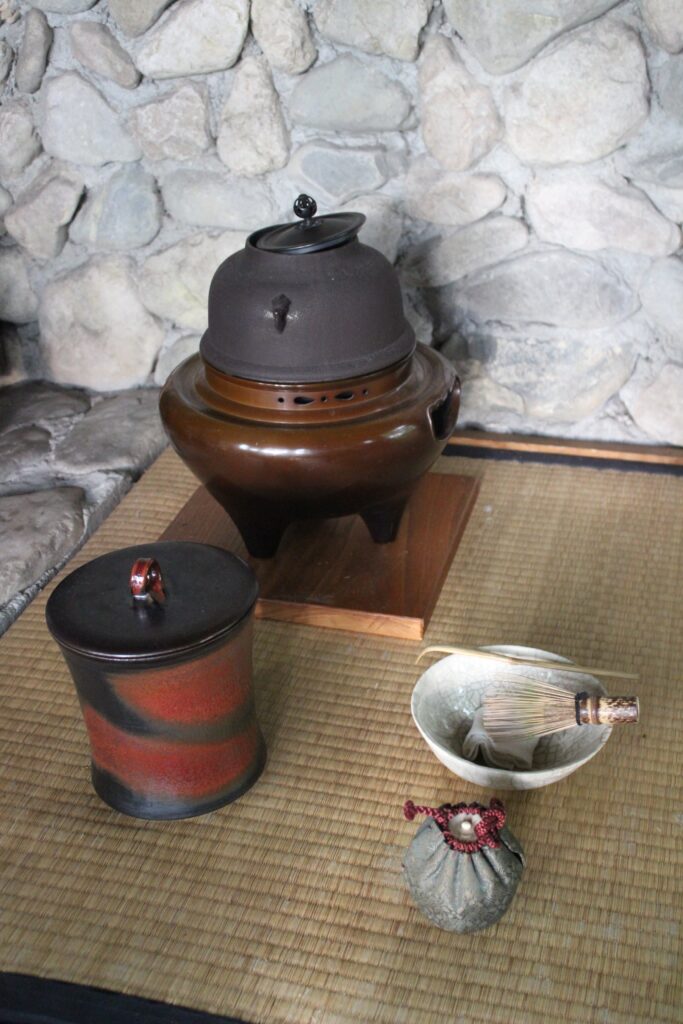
361, 498, 408, 544
230, 512, 289, 559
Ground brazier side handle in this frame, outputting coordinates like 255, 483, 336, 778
429, 377, 461, 441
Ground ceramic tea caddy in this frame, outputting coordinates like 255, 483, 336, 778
160, 195, 461, 558
46, 541, 265, 820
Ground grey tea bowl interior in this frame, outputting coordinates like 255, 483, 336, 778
411, 646, 612, 790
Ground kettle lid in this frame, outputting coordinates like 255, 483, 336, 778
250, 194, 365, 255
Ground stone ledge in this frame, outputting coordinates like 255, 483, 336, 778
0, 380, 167, 635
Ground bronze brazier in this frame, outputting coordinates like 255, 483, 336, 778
160, 196, 461, 558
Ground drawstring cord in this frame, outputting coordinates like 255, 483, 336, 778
403, 798, 506, 854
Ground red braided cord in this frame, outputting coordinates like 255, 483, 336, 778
403, 798, 506, 854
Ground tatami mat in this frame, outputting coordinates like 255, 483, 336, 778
0, 449, 681, 1023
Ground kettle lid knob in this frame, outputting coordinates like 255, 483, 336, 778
293, 194, 317, 224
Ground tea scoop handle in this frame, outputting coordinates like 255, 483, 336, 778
130, 558, 166, 607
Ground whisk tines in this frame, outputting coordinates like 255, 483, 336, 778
482, 678, 640, 739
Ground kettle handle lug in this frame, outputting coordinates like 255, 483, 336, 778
271, 294, 292, 333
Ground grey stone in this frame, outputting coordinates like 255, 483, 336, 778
454, 251, 638, 330
0, 186, 12, 231
404, 217, 528, 288
456, 368, 525, 424
625, 363, 683, 444
0, 380, 90, 434
404, 290, 434, 346
0, 41, 13, 84
289, 55, 412, 132
161, 171, 277, 229
639, 258, 683, 355
251, 0, 316, 74
404, 160, 506, 226
0, 2, 19, 24
0, 487, 85, 608
443, 0, 621, 75
27, 0, 95, 11
628, 149, 683, 188
656, 56, 683, 121
69, 164, 162, 252
41, 72, 141, 166
140, 231, 246, 331
314, 0, 433, 61
129, 82, 211, 162
109, 0, 176, 37
69, 21, 140, 89
217, 56, 289, 177
15, 8, 52, 94
504, 22, 648, 165
479, 328, 637, 423
0, 325, 26, 387
135, 0, 249, 78
288, 141, 392, 205
440, 331, 484, 367
0, 475, 133, 631
526, 171, 681, 256
640, 0, 683, 53
40, 256, 165, 390
0, 424, 52, 492
154, 333, 200, 385
419, 36, 501, 172
340, 194, 402, 263
55, 389, 167, 475
0, 100, 41, 179
0, 248, 38, 324
636, 182, 683, 222
5, 164, 83, 261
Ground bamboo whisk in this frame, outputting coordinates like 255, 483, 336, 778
482, 680, 640, 740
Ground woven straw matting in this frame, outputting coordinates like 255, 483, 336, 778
1, 449, 681, 1024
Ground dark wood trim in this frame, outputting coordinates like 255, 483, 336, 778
0, 973, 247, 1024
448, 430, 683, 467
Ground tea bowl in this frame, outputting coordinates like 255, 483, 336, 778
411, 645, 612, 790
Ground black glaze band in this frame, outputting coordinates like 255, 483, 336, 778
90, 745, 267, 821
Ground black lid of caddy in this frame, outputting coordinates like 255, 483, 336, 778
46, 542, 258, 662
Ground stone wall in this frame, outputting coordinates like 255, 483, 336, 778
0, 0, 682, 625
1, 0, 682, 445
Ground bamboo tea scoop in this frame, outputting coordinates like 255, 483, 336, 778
416, 645, 639, 681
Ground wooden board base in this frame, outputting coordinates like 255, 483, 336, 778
160, 473, 480, 640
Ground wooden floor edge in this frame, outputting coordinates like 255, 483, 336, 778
255, 598, 424, 641
448, 430, 683, 466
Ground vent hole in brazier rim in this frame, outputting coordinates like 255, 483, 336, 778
294, 396, 315, 405
335, 391, 354, 401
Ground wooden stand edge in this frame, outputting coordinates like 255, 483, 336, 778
161, 472, 480, 640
